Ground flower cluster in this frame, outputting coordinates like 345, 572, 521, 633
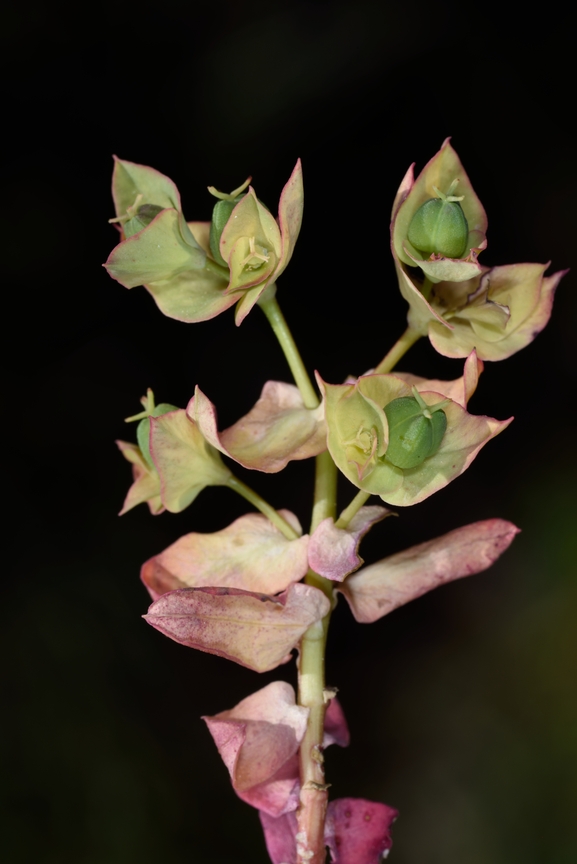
105, 142, 562, 864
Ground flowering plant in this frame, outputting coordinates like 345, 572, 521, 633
106, 141, 563, 863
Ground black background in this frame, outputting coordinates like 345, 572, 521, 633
3, 2, 576, 863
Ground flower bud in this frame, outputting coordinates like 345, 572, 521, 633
123, 203, 165, 239
137, 403, 179, 468
407, 185, 469, 260
384, 390, 447, 469
207, 178, 252, 268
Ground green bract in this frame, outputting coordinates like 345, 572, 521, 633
207, 177, 251, 267
319, 369, 511, 507
395, 260, 565, 361
392, 139, 487, 283
123, 204, 165, 239
105, 159, 304, 327
137, 403, 179, 468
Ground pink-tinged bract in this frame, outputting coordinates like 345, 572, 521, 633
339, 519, 520, 623
259, 798, 398, 864
308, 506, 392, 582
140, 510, 309, 601
144, 582, 330, 672
189, 380, 326, 474
115, 440, 163, 515
203, 682, 309, 817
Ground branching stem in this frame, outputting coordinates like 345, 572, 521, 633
259, 293, 320, 409
226, 476, 299, 540
374, 326, 421, 374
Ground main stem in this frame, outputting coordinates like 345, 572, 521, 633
297, 450, 337, 864
258, 291, 336, 863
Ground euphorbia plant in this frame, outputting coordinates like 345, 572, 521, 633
105, 140, 564, 864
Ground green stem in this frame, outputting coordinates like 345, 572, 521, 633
226, 476, 299, 540
374, 326, 421, 374
335, 489, 371, 530
296, 452, 338, 864
310, 450, 338, 536
258, 294, 319, 409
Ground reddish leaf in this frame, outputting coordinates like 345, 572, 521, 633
325, 798, 398, 863
144, 583, 330, 672
308, 507, 391, 582
340, 519, 520, 623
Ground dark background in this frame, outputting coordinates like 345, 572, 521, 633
3, 2, 576, 863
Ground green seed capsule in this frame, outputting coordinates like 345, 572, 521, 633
137, 403, 179, 468
407, 186, 469, 259
209, 196, 246, 267
123, 204, 165, 239
384, 393, 447, 470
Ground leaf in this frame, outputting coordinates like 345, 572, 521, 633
339, 519, 520, 623
149, 409, 232, 513
104, 209, 205, 288
308, 507, 392, 582
189, 381, 326, 473
202, 681, 308, 817
259, 798, 398, 864
144, 582, 330, 672
325, 798, 398, 863
141, 511, 309, 600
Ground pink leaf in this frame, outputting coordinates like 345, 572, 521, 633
259, 798, 398, 864
189, 381, 326, 474
339, 519, 520, 623
144, 582, 330, 672
325, 798, 398, 863
141, 511, 309, 601
203, 682, 308, 817
260, 810, 299, 864
308, 507, 391, 582
323, 696, 350, 749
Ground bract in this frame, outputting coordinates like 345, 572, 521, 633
144, 582, 330, 672
189, 381, 326, 473
392, 138, 487, 284
219, 160, 304, 324
319, 367, 511, 506
115, 440, 163, 515
428, 262, 566, 360
259, 798, 398, 864
140, 511, 309, 600
339, 519, 519, 623
104, 158, 237, 323
149, 409, 232, 512
308, 506, 392, 582
203, 684, 350, 818
203, 682, 309, 817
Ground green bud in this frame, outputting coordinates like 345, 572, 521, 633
407, 184, 469, 260
384, 390, 448, 470
209, 196, 246, 267
137, 403, 179, 468
123, 204, 165, 239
